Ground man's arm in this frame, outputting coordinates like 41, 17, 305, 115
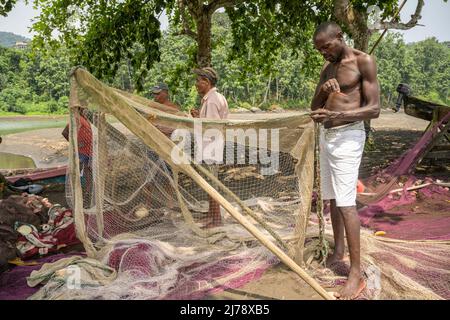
311, 55, 380, 122
311, 63, 331, 111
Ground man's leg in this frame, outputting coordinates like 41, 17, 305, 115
207, 196, 222, 227
202, 165, 222, 228
327, 199, 346, 266
336, 205, 365, 299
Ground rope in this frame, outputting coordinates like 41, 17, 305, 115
314, 123, 329, 265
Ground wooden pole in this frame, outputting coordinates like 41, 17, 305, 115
94, 112, 107, 238
68, 82, 96, 257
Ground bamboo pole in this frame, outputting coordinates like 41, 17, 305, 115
68, 82, 96, 257
289, 123, 315, 264
94, 112, 107, 238
193, 162, 289, 251
185, 162, 333, 300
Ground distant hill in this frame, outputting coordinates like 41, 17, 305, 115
0, 31, 30, 48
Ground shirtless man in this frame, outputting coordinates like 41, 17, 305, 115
151, 83, 180, 137
152, 83, 180, 113
310, 22, 380, 300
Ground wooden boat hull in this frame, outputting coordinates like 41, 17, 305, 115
3, 166, 67, 185
404, 96, 449, 122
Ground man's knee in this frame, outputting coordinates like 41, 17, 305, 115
338, 205, 357, 216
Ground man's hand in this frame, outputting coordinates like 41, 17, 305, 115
190, 109, 200, 118
310, 108, 343, 123
321, 78, 341, 94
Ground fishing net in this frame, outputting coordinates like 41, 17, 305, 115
58, 67, 319, 300
28, 68, 449, 300
341, 112, 450, 300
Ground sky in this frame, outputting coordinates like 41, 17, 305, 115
0, 0, 448, 43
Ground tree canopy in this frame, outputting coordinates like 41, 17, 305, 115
29, 0, 433, 90
1, 14, 448, 116
0, 0, 17, 16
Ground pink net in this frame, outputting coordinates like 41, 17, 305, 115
358, 112, 450, 241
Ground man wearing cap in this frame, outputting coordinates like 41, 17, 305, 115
193, 67, 229, 228
150, 83, 181, 137
151, 83, 180, 113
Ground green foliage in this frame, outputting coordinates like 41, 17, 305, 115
372, 33, 450, 106
0, 44, 70, 115
0, 0, 17, 17
30, 0, 331, 88
31, 0, 170, 90
0, 11, 449, 115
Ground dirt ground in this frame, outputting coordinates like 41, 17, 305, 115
0, 128, 69, 168
1, 109, 445, 300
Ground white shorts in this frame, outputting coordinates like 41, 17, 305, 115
320, 121, 365, 207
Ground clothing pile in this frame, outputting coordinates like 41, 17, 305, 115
0, 194, 79, 272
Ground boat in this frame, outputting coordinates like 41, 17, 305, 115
403, 95, 450, 122
2, 166, 67, 185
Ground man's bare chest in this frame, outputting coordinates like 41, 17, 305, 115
324, 61, 361, 92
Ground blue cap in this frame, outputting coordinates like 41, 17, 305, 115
151, 83, 169, 94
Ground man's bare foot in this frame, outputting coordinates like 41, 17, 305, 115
200, 218, 222, 229
334, 272, 366, 300
326, 252, 346, 268
199, 216, 222, 229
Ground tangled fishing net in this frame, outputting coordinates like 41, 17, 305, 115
26, 68, 449, 300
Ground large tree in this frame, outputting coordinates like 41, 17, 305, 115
333, 0, 426, 52
0, 0, 17, 16
29, 0, 435, 90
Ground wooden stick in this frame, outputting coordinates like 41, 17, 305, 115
359, 181, 450, 196
95, 112, 107, 238
187, 165, 333, 300
194, 163, 289, 251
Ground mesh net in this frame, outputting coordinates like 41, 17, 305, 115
60, 68, 317, 299
32, 68, 449, 300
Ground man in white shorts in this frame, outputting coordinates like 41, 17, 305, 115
310, 22, 380, 299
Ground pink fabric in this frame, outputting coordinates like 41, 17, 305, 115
16, 207, 79, 259
106, 241, 275, 300
357, 112, 450, 241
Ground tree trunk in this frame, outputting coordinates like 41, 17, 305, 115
350, 24, 372, 136
126, 59, 134, 92
353, 31, 369, 52
196, 13, 212, 67
276, 77, 279, 101
263, 73, 272, 104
